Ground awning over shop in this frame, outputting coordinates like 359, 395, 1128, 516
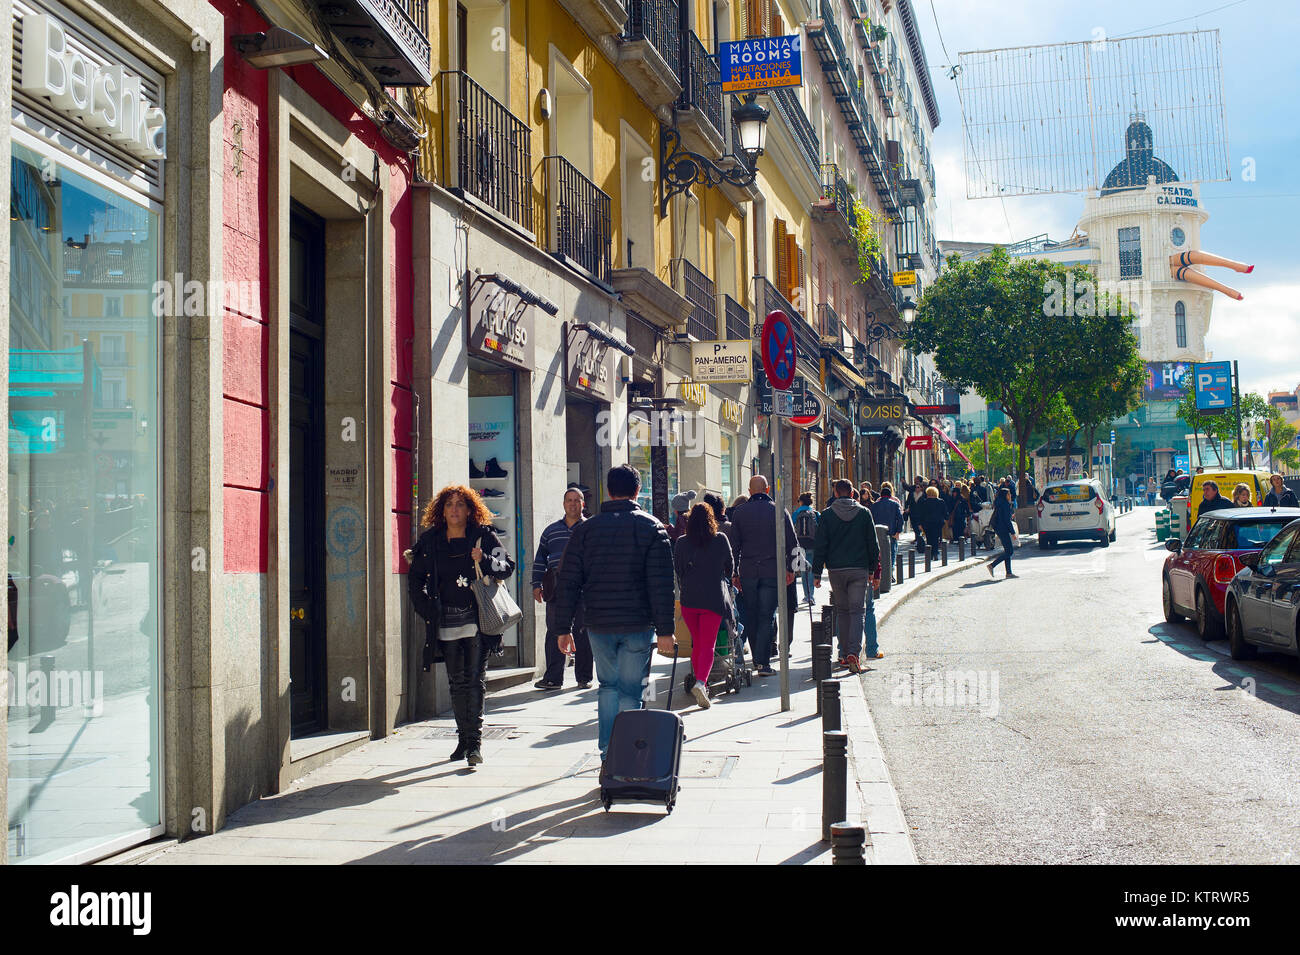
931, 423, 973, 468
825, 349, 866, 390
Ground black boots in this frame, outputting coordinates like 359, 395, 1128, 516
450, 740, 467, 761
469, 459, 484, 479
484, 457, 508, 478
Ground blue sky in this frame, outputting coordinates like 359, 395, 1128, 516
913, 0, 1300, 398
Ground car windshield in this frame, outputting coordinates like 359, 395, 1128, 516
1230, 521, 1292, 549
1043, 484, 1095, 503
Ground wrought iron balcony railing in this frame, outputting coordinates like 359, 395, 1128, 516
545, 156, 612, 282
818, 301, 841, 343
316, 0, 431, 86
440, 71, 533, 232
769, 86, 820, 182
680, 31, 723, 137
624, 0, 681, 78
819, 162, 852, 230
723, 293, 749, 341
674, 258, 718, 341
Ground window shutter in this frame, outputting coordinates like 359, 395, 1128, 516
774, 219, 789, 300
796, 243, 807, 314
771, 6, 784, 37
744, 0, 765, 37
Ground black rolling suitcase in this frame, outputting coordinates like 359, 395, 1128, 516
599, 643, 684, 814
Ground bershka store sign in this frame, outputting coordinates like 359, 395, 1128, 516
18, 12, 167, 159
469, 284, 535, 371
565, 324, 613, 400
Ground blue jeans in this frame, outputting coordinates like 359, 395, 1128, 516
889, 537, 899, 573
801, 570, 815, 604
587, 628, 654, 758
740, 577, 779, 669
864, 585, 879, 657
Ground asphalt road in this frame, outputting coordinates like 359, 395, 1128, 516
860, 509, 1300, 864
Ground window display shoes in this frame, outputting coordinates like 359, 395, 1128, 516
480, 487, 506, 498
484, 457, 509, 478
469, 459, 484, 479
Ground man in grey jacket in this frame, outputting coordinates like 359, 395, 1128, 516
813, 479, 882, 673
728, 475, 797, 676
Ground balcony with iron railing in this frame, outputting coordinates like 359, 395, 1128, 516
316, 0, 432, 86
806, 0, 853, 103
618, 0, 682, 108
814, 162, 854, 246
723, 293, 750, 341
818, 301, 842, 344
440, 71, 534, 233
676, 31, 725, 155
557, 0, 628, 44
674, 258, 718, 341
544, 156, 612, 283
769, 86, 821, 182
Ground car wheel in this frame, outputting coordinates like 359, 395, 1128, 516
1098, 530, 1110, 548
1195, 588, 1224, 641
1227, 600, 1256, 660
1038, 535, 1048, 550
1108, 528, 1116, 542
1162, 576, 1185, 624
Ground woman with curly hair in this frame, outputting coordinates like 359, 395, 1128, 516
408, 484, 515, 766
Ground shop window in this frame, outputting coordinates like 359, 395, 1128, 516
8, 142, 161, 863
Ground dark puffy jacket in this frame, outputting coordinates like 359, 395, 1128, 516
552, 499, 675, 636
812, 497, 881, 577
729, 492, 799, 580
869, 495, 904, 535
1265, 488, 1300, 508
912, 495, 947, 530
991, 496, 1014, 533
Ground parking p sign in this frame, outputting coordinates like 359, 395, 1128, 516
1193, 361, 1233, 412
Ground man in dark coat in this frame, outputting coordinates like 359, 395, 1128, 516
869, 482, 905, 569
554, 465, 676, 760
729, 475, 798, 677
813, 480, 882, 671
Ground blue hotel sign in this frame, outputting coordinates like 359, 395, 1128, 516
1193, 361, 1233, 412
718, 36, 803, 93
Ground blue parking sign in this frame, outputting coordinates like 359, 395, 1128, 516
1192, 361, 1232, 411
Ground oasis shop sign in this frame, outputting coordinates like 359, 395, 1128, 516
469, 285, 535, 371
18, 13, 167, 159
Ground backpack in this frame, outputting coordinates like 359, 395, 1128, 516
795, 508, 818, 542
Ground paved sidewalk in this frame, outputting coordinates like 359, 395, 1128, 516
141, 540, 984, 866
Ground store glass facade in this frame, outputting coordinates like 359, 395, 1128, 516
7, 141, 162, 862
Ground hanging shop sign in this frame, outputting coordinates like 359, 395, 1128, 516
17, 12, 167, 159
469, 281, 535, 371
892, 270, 917, 287
691, 339, 752, 383
913, 403, 960, 416
790, 390, 823, 428
720, 398, 743, 429
565, 324, 614, 400
858, 398, 908, 428
905, 435, 933, 451
677, 380, 708, 409
718, 36, 802, 93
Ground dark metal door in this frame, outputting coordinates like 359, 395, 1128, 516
289, 205, 326, 736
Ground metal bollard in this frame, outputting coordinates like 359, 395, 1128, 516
822, 730, 848, 842
958, 538, 965, 561
895, 551, 904, 588
908, 550, 916, 579
941, 542, 949, 566
821, 679, 841, 733
924, 548, 932, 573
812, 643, 833, 710
830, 823, 867, 865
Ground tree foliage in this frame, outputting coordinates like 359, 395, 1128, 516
957, 426, 1017, 476
908, 247, 1143, 475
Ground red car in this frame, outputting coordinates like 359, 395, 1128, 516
1163, 507, 1300, 639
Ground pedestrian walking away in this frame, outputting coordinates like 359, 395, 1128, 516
729, 475, 798, 677
791, 492, 819, 607
553, 465, 676, 761
532, 486, 592, 691
984, 486, 1017, 579
1265, 473, 1299, 508
673, 503, 735, 709
668, 489, 697, 542
813, 479, 883, 672
408, 484, 516, 766
869, 482, 905, 570
913, 486, 947, 558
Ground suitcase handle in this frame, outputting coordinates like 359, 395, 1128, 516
665, 639, 678, 711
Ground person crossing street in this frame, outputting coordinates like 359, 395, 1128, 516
812, 479, 883, 673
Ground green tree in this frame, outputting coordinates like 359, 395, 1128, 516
908, 247, 1142, 476
1176, 382, 1278, 467
1264, 407, 1300, 469
958, 426, 1017, 476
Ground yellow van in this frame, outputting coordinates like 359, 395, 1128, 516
1187, 469, 1272, 526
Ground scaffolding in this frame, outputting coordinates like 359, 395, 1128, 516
955, 30, 1230, 198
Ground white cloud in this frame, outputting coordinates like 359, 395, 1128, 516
1204, 282, 1300, 397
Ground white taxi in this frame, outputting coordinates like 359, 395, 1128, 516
1037, 478, 1116, 549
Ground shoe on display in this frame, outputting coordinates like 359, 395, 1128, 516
480, 487, 506, 498
469, 459, 484, 479
484, 457, 509, 478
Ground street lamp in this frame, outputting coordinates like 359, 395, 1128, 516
660, 93, 770, 216
899, 296, 917, 325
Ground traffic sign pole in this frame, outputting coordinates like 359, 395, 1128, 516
1234, 360, 1244, 469
774, 414, 790, 713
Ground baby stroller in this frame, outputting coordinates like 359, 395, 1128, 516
683, 614, 751, 698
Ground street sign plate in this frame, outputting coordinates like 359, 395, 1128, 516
760, 310, 797, 391
718, 36, 803, 94
1193, 360, 1232, 411
691, 339, 752, 383
773, 390, 797, 416
892, 269, 917, 287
